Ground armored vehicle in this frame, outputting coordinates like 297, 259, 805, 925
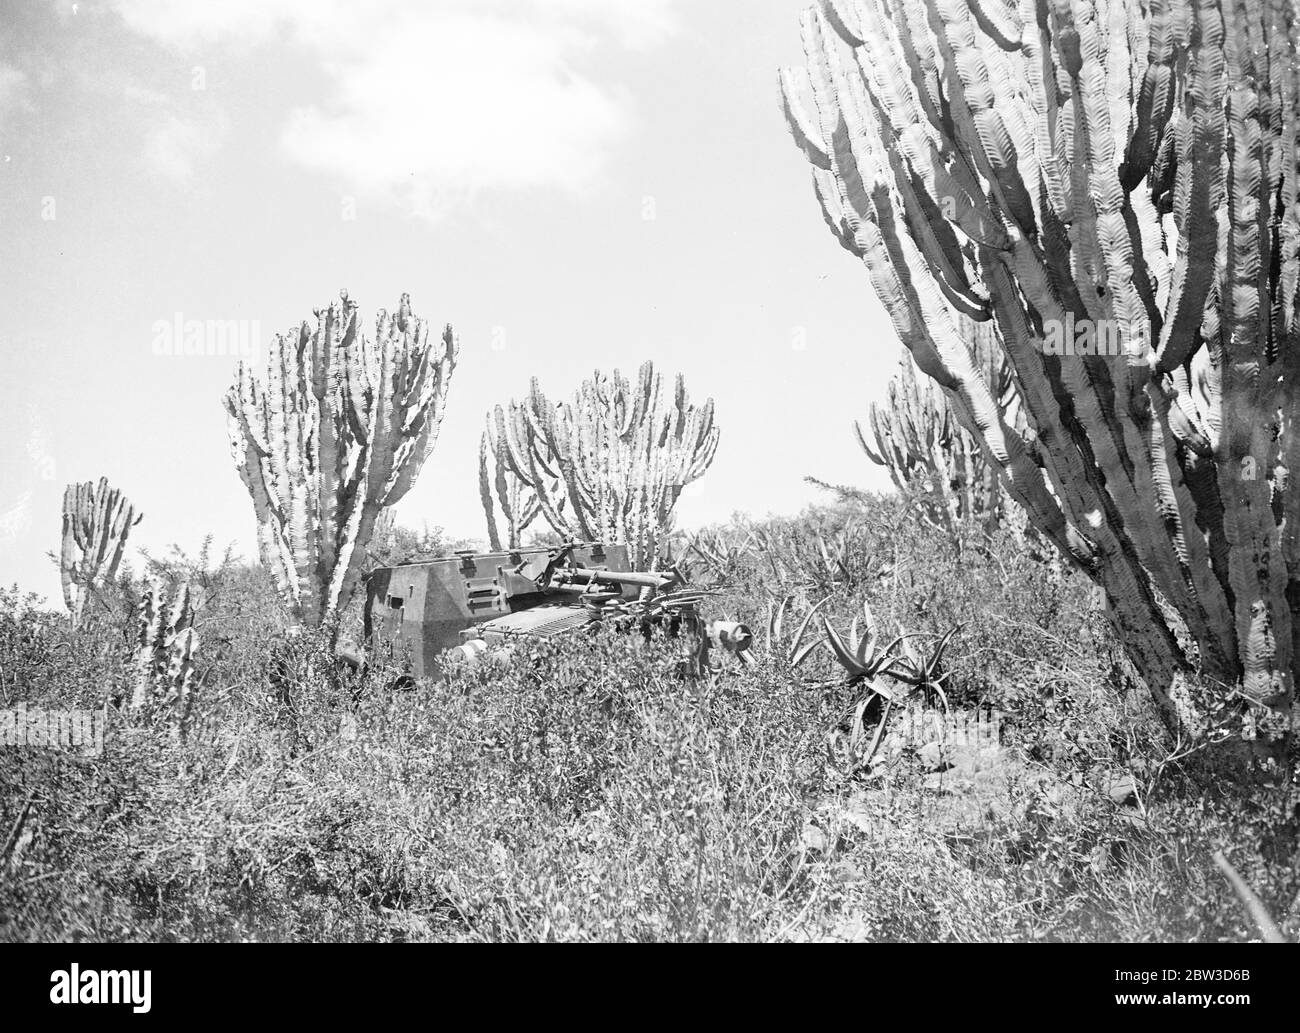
364, 542, 750, 679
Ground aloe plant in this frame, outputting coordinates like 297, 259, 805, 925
820, 597, 961, 774
821, 598, 909, 688
683, 527, 756, 586
766, 593, 829, 668
752, 519, 883, 594
892, 625, 960, 710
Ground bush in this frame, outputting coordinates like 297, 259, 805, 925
2, 505, 1296, 941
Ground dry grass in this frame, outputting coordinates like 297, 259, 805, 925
1, 496, 1297, 941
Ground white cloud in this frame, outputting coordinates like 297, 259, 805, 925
0, 62, 33, 121
107, 0, 677, 213
139, 110, 228, 183
282, 12, 624, 210
107, 0, 677, 50
530, 0, 678, 49
121, 76, 229, 184
106, 0, 309, 49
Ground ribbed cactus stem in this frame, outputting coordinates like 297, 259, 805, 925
131, 578, 199, 731
224, 291, 458, 627
59, 477, 141, 628
498, 361, 720, 570
480, 409, 548, 550
783, 0, 1300, 752
859, 323, 1015, 533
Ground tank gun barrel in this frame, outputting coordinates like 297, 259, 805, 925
561, 566, 677, 591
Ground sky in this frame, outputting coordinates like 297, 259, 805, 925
0, 0, 899, 605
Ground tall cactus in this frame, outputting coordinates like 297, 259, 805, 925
60, 478, 141, 627
224, 291, 457, 627
496, 362, 719, 570
859, 319, 1014, 531
782, 0, 1300, 753
479, 410, 549, 551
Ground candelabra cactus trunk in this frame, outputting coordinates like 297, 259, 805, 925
224, 291, 457, 628
496, 362, 720, 570
859, 318, 1015, 533
480, 410, 549, 551
60, 477, 141, 628
782, 0, 1300, 760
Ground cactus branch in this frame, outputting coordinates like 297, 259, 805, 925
498, 362, 720, 570
59, 477, 141, 628
783, 0, 1300, 749
224, 292, 457, 627
130, 578, 200, 735
859, 324, 1016, 535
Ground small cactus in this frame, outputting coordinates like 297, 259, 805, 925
60, 478, 141, 628
131, 578, 200, 732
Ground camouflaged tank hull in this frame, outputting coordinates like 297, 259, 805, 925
363, 543, 635, 679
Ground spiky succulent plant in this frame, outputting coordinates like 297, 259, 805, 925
782, 0, 1300, 760
224, 291, 457, 628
